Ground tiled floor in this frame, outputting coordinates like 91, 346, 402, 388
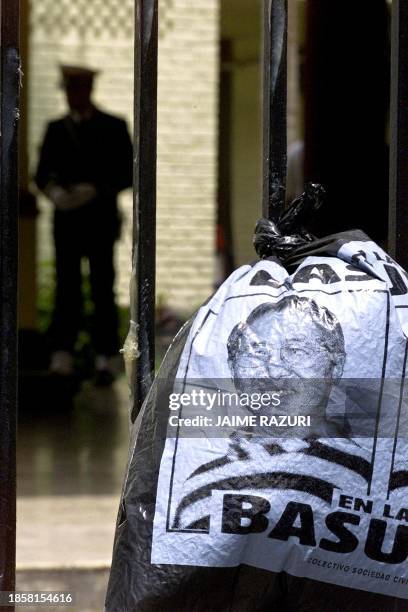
16, 378, 131, 609
17, 379, 130, 499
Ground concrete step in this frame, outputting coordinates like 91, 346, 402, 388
16, 567, 109, 612
16, 495, 120, 611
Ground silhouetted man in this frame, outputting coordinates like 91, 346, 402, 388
36, 65, 133, 384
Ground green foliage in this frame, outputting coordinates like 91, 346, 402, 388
37, 259, 55, 334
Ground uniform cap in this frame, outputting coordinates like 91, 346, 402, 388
59, 64, 98, 87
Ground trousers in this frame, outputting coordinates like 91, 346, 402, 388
51, 204, 120, 356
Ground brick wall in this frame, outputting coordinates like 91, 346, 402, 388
156, 0, 219, 313
226, 0, 301, 267
28, 0, 218, 315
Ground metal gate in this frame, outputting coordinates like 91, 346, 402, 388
0, 0, 406, 604
0, 0, 19, 602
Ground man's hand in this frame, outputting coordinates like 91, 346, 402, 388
44, 183, 97, 211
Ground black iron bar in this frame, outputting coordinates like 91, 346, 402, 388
131, 0, 158, 421
389, 0, 408, 268
262, 0, 288, 221
0, 0, 19, 603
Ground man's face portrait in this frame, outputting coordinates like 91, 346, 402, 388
227, 296, 346, 417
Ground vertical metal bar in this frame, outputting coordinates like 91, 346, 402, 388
218, 40, 234, 277
389, 0, 408, 266
132, 0, 158, 421
0, 0, 19, 602
262, 0, 288, 221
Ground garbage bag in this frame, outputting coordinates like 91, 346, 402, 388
106, 201, 408, 611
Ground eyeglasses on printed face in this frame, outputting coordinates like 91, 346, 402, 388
234, 342, 331, 370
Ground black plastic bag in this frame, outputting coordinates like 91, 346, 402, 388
106, 209, 408, 610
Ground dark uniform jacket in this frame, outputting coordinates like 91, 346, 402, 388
35, 108, 133, 241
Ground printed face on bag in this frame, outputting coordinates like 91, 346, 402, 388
137, 237, 408, 605
227, 296, 346, 417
